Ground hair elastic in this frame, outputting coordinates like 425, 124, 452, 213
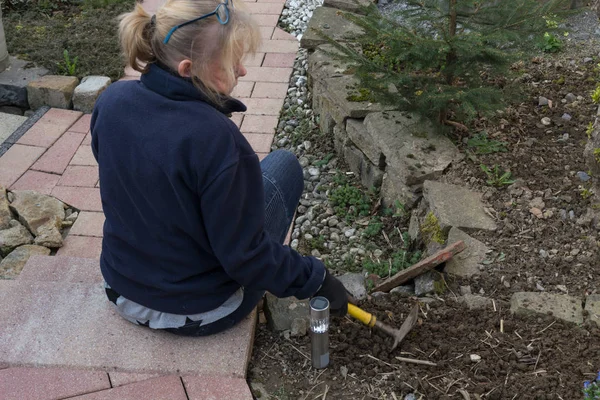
150, 15, 156, 27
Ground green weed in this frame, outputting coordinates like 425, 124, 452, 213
480, 164, 516, 187
467, 132, 508, 154
363, 217, 383, 238
363, 233, 422, 278
57, 49, 78, 76
540, 32, 562, 53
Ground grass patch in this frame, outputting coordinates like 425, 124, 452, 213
3, 0, 134, 81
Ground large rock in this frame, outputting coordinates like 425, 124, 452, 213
0, 57, 49, 108
27, 75, 79, 110
300, 6, 365, 51
9, 190, 65, 235
33, 218, 63, 248
0, 186, 12, 229
422, 181, 497, 232
444, 228, 489, 277
338, 272, 367, 300
0, 221, 33, 255
347, 112, 463, 207
585, 294, 600, 327
510, 292, 583, 325
73, 76, 111, 113
307, 44, 350, 87
0, 244, 50, 278
263, 293, 309, 331
323, 0, 373, 14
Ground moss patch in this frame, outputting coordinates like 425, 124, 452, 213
420, 211, 446, 245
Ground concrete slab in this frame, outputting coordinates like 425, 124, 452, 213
0, 280, 256, 377
0, 113, 27, 145
0, 367, 110, 400
17, 255, 102, 283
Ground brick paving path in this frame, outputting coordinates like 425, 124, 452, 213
0, 0, 297, 397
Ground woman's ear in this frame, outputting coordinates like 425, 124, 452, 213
177, 60, 193, 78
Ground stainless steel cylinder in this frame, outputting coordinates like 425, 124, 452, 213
309, 296, 330, 369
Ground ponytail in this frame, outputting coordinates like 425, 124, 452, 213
119, 4, 155, 74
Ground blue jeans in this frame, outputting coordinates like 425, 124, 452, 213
167, 150, 304, 336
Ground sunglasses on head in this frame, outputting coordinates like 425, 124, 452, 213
163, 0, 233, 44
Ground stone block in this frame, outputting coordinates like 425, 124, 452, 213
363, 112, 463, 185
73, 76, 111, 113
585, 294, 600, 327
0, 186, 11, 229
510, 292, 583, 325
307, 44, 349, 87
423, 180, 497, 232
9, 190, 66, 235
27, 75, 79, 110
343, 143, 384, 189
0, 57, 49, 108
444, 227, 489, 277
323, 0, 373, 14
381, 171, 421, 209
414, 270, 442, 296
301, 7, 365, 51
264, 292, 309, 331
0, 222, 34, 256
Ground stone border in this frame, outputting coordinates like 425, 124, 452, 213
0, 106, 49, 157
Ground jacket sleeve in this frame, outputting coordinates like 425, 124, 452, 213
200, 153, 325, 300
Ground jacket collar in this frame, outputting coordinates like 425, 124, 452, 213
140, 62, 247, 115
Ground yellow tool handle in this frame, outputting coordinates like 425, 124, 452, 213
348, 303, 376, 327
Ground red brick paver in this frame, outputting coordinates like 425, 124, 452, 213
0, 144, 45, 188
10, 170, 61, 195
0, 367, 110, 400
51, 186, 102, 212
70, 145, 97, 166
109, 372, 162, 387
183, 375, 254, 400
16, 109, 82, 148
58, 166, 99, 187
31, 131, 86, 174
241, 115, 279, 133
56, 235, 103, 259
68, 376, 188, 400
69, 211, 105, 237
242, 66, 294, 82
0, 0, 295, 397
263, 52, 297, 68
253, 82, 289, 99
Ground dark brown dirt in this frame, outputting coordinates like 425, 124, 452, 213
3, 0, 135, 81
249, 32, 600, 400
249, 294, 600, 399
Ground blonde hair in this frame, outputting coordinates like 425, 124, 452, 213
119, 0, 261, 103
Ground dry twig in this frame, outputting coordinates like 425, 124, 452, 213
395, 356, 438, 367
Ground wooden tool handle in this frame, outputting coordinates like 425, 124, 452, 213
348, 304, 376, 327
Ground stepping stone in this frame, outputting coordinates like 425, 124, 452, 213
510, 292, 583, 325
0, 279, 256, 377
0, 57, 49, 108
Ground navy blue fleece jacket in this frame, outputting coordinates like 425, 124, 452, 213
90, 64, 325, 315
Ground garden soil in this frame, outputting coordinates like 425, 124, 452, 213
249, 17, 600, 400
